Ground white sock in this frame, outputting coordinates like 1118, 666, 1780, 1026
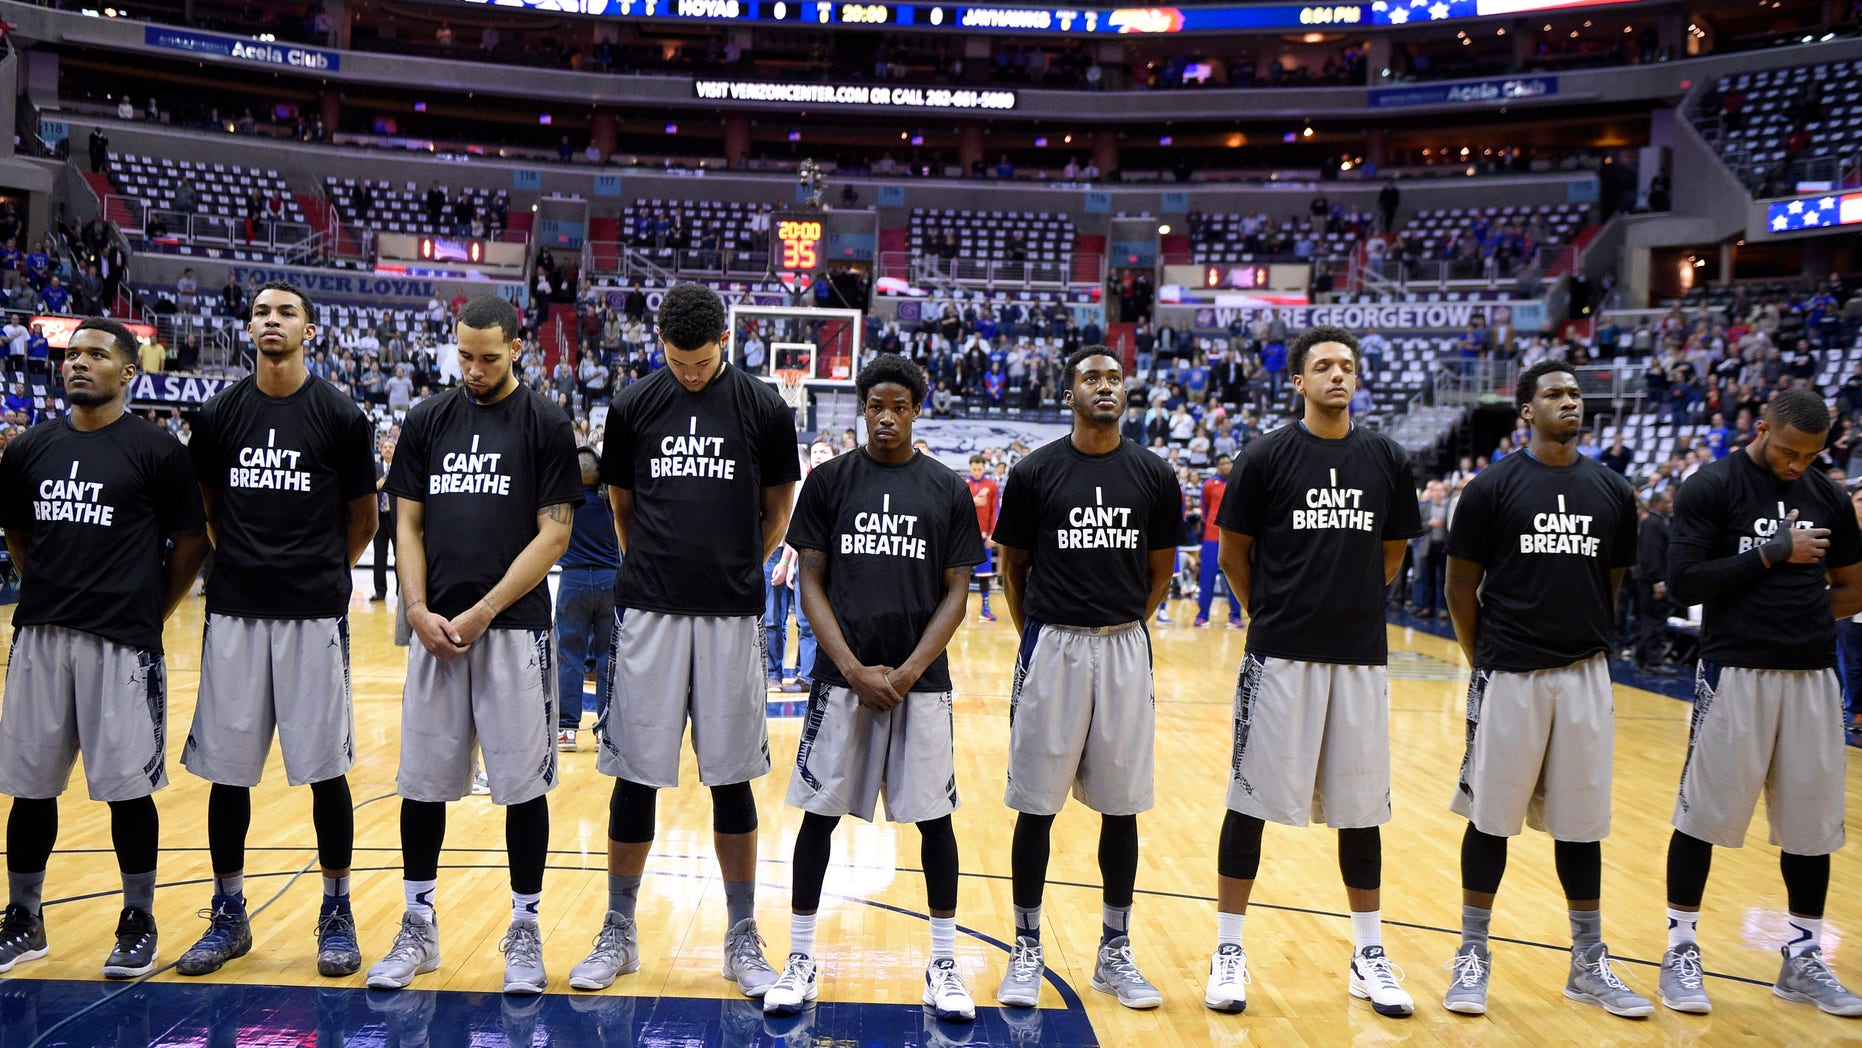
405, 879, 437, 923
1786, 915, 1823, 958
1350, 910, 1383, 952
512, 890, 540, 924
1666, 907, 1699, 950
929, 916, 956, 961
789, 912, 817, 959
1216, 911, 1246, 949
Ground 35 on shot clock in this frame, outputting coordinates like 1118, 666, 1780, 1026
774, 218, 823, 271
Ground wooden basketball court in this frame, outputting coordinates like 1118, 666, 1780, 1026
1, 583, 1857, 1046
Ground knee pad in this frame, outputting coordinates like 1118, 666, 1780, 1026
609, 779, 658, 844
710, 781, 758, 835
1337, 826, 1382, 891
1218, 810, 1265, 880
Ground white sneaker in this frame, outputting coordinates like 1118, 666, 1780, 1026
1349, 945, 1414, 1017
470, 771, 490, 796
557, 728, 577, 752
923, 957, 976, 1022
762, 953, 817, 1016
1205, 943, 1249, 1013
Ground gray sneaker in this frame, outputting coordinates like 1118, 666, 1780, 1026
366, 912, 441, 990
1565, 941, 1654, 1017
569, 911, 639, 991
721, 918, 778, 997
501, 919, 547, 995
1775, 945, 1862, 1017
1659, 942, 1711, 1014
995, 936, 1044, 1008
1442, 942, 1491, 1015
1091, 935, 1162, 1009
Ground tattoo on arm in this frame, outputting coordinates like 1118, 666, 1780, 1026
801, 549, 827, 574
547, 503, 574, 525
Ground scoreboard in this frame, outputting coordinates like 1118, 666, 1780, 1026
769, 210, 877, 273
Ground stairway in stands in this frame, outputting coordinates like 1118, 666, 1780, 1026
1072, 233, 1106, 284
589, 215, 623, 275
84, 173, 139, 226
879, 227, 911, 281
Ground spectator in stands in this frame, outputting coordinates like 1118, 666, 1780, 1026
1633, 489, 1674, 675
993, 155, 1014, 180
137, 333, 165, 376
1378, 178, 1400, 233
1601, 432, 1633, 475
386, 365, 414, 413
74, 265, 104, 315
175, 267, 198, 311
424, 182, 445, 227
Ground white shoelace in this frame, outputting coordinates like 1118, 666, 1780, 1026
1586, 952, 1634, 990
1101, 943, 1147, 983
1793, 951, 1849, 992
1358, 952, 1407, 990
929, 962, 967, 999
1667, 947, 1704, 989
383, 919, 430, 963
730, 929, 774, 973
1008, 943, 1043, 980
501, 925, 542, 967
1212, 948, 1251, 985
1445, 951, 1487, 988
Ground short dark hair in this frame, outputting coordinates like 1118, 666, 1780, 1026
1063, 343, 1122, 389
458, 294, 520, 341
657, 283, 726, 352
1765, 388, 1832, 434
968, 453, 987, 465
1514, 360, 1580, 412
856, 353, 928, 403
1216, 453, 1233, 465
73, 317, 140, 364
252, 280, 316, 324
1287, 325, 1361, 376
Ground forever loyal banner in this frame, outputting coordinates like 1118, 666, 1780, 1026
144, 26, 341, 71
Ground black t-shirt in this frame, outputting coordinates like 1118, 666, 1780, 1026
992, 437, 1182, 627
785, 450, 985, 690
191, 374, 378, 619
1670, 449, 1862, 669
601, 364, 801, 616
1445, 450, 1638, 672
385, 386, 581, 630
1218, 423, 1422, 665
0, 413, 205, 652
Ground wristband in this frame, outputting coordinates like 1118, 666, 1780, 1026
1760, 532, 1793, 568
407, 599, 426, 612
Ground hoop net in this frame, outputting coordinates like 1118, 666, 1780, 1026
775, 369, 809, 430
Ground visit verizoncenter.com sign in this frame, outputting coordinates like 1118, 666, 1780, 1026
694, 80, 1016, 110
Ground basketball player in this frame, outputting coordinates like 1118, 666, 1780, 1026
966, 454, 999, 622
569, 283, 799, 996
0, 319, 208, 978
1439, 361, 1651, 1016
1209, 325, 1421, 1016
762, 354, 985, 1021
991, 345, 1181, 1011
555, 445, 619, 752
177, 281, 378, 979
1195, 453, 1243, 628
366, 294, 581, 995
1660, 388, 1862, 1016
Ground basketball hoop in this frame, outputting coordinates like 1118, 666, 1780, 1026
776, 369, 809, 431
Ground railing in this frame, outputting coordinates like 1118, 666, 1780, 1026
585, 241, 763, 282
122, 200, 319, 255
914, 256, 1074, 289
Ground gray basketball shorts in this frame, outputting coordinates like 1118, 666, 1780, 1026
1227, 653, 1391, 828
1673, 662, 1845, 855
1449, 654, 1613, 842
0, 625, 167, 802
786, 683, 958, 824
182, 614, 356, 788
1005, 620, 1155, 817
597, 609, 770, 788
396, 628, 559, 806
